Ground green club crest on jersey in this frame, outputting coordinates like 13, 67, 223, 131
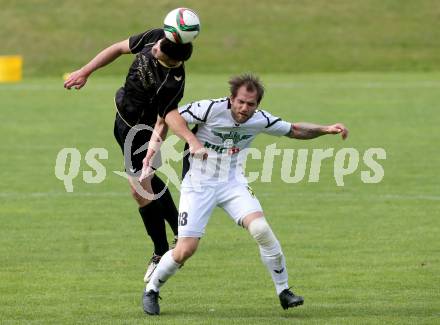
212, 131, 252, 147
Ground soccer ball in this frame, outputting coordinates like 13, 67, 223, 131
163, 8, 201, 44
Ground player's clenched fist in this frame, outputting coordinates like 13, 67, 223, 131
325, 123, 349, 140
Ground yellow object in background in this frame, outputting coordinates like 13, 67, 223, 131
0, 55, 23, 82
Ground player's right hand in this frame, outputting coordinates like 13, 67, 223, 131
64, 69, 88, 90
325, 123, 349, 140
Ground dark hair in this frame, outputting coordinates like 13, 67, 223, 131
160, 38, 193, 61
228, 74, 265, 103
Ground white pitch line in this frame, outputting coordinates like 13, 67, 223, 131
0, 191, 128, 198
0, 191, 439, 201
2, 81, 440, 91
268, 81, 440, 89
381, 194, 440, 201
259, 192, 440, 201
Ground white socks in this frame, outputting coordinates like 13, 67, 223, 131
146, 218, 289, 296
248, 217, 289, 295
146, 250, 181, 292
260, 250, 289, 295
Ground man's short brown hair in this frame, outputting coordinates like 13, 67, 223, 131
228, 74, 265, 103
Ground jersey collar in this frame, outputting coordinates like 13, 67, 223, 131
158, 59, 182, 69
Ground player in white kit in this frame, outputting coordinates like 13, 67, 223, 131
142, 74, 349, 315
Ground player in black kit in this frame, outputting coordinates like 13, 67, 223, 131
64, 27, 204, 283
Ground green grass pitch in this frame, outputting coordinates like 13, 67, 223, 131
0, 73, 439, 324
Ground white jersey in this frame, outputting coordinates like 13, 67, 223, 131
178, 97, 291, 187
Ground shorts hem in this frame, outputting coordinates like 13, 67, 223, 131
236, 208, 263, 226
178, 231, 204, 238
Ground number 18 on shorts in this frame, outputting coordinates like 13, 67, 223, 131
177, 182, 263, 238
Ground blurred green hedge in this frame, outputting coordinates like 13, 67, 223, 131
2, 0, 440, 76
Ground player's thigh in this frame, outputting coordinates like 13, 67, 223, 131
218, 183, 263, 226
178, 186, 217, 238
114, 114, 152, 176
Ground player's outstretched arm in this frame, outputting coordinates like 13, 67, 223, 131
139, 110, 207, 182
64, 39, 130, 90
288, 122, 348, 140
165, 110, 207, 159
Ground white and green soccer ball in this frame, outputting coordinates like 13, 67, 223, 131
163, 8, 201, 44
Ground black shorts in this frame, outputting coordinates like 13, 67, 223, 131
113, 112, 153, 176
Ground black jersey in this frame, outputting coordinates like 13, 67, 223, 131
115, 28, 185, 127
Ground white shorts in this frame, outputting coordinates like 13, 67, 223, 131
177, 181, 263, 238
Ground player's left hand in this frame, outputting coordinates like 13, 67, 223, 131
139, 164, 155, 183
139, 153, 156, 182
326, 123, 349, 140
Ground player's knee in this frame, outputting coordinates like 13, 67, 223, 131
247, 217, 281, 255
248, 217, 273, 244
172, 241, 198, 263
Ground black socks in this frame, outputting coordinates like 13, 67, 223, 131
139, 200, 169, 256
151, 176, 178, 236
138, 175, 179, 256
